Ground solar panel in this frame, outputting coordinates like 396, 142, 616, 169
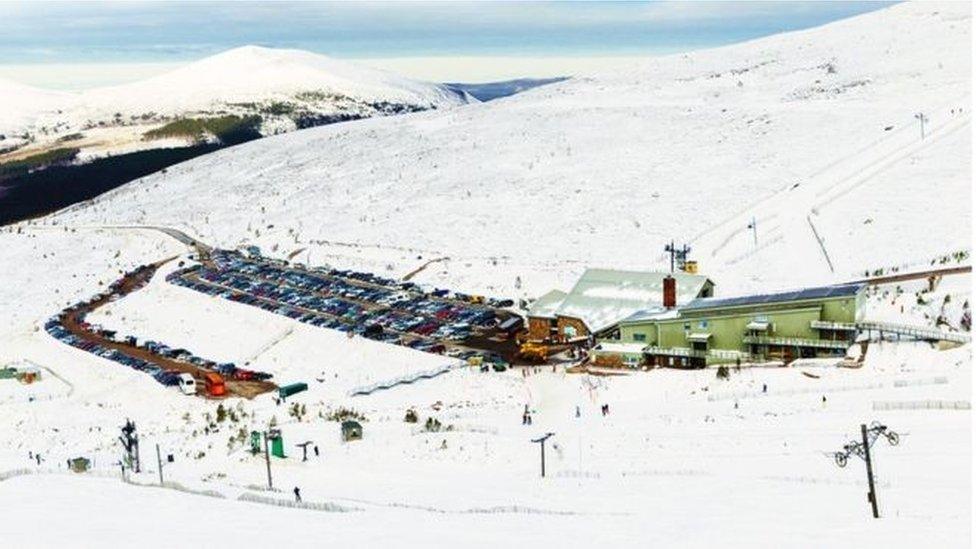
683, 283, 863, 311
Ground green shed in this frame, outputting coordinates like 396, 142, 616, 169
269, 429, 286, 458
278, 382, 308, 400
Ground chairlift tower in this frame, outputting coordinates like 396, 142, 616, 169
531, 432, 555, 478
829, 421, 900, 518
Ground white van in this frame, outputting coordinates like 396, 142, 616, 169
178, 373, 197, 396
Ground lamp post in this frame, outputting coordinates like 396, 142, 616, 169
914, 112, 928, 139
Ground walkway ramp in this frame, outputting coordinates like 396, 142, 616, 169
858, 320, 971, 344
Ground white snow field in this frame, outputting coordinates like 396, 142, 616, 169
0, 78, 69, 142
47, 2, 972, 300
0, 2, 971, 548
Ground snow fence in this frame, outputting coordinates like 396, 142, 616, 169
873, 400, 971, 411
238, 492, 360, 513
707, 376, 948, 402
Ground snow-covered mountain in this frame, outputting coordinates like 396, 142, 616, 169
0, 78, 68, 148
80, 46, 467, 116
0, 46, 471, 162
50, 3, 971, 299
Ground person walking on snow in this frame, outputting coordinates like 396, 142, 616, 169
294, 486, 302, 503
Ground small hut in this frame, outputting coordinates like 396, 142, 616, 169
341, 420, 363, 442
68, 457, 91, 473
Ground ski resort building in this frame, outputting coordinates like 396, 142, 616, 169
595, 282, 867, 368
526, 269, 715, 342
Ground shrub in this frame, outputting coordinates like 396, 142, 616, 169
716, 365, 730, 380
143, 115, 261, 143
0, 147, 79, 180
404, 409, 418, 423
326, 407, 366, 422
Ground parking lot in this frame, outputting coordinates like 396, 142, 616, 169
168, 249, 524, 366
45, 261, 276, 399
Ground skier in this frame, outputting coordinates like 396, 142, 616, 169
575, 405, 581, 418
314, 445, 320, 458
821, 395, 827, 408
762, 383, 767, 394
293, 486, 302, 503
35, 453, 41, 465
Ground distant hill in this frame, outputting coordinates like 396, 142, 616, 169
445, 77, 568, 101
0, 46, 473, 223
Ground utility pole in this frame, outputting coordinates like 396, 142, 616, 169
264, 431, 274, 490
531, 432, 555, 478
914, 112, 928, 139
664, 242, 691, 272
156, 444, 164, 486
861, 424, 879, 519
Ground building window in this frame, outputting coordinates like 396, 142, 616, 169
633, 333, 646, 342
683, 323, 691, 331
699, 320, 708, 329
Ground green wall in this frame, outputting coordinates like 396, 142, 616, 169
619, 294, 861, 352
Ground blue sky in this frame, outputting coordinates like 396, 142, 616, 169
0, 1, 897, 64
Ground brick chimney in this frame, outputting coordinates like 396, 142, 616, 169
663, 275, 676, 309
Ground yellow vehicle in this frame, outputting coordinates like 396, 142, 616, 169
469, 295, 486, 305
518, 342, 549, 363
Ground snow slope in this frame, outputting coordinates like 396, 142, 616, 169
0, 78, 67, 139
48, 2, 971, 300
0, 170, 970, 549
